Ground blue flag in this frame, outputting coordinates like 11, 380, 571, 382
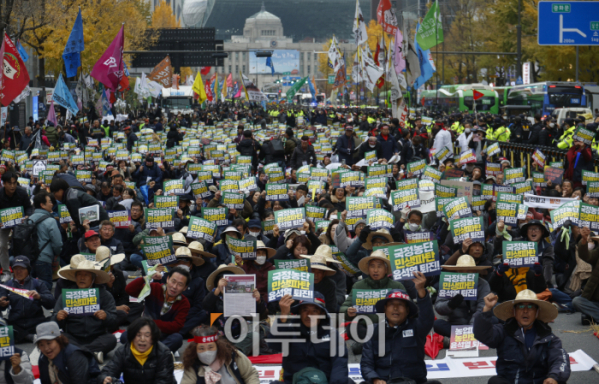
63, 9, 84, 78
307, 76, 316, 102
232, 82, 239, 98
53, 73, 79, 116
413, 23, 436, 90
16, 41, 28, 63
101, 89, 113, 117
266, 57, 275, 75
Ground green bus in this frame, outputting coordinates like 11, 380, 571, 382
493, 86, 512, 107
421, 86, 500, 114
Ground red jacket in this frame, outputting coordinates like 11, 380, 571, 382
241, 261, 275, 303
126, 277, 190, 335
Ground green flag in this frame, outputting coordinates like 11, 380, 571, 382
286, 76, 308, 101
416, 0, 444, 51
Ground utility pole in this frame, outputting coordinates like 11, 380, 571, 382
517, 0, 522, 78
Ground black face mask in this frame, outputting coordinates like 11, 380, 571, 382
473, 189, 482, 196
488, 209, 497, 221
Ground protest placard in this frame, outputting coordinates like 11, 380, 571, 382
450, 216, 485, 244
573, 126, 594, 145
396, 178, 419, 191
389, 189, 420, 211
422, 166, 443, 183
435, 184, 458, 198
503, 241, 538, 267
307, 180, 326, 194
582, 170, 599, 187
579, 202, 599, 231
443, 168, 465, 179
191, 181, 212, 199
442, 197, 472, 221
58, 204, 72, 224
435, 146, 453, 163
239, 177, 259, 193
331, 245, 361, 276
485, 163, 502, 177
226, 236, 257, 260
164, 180, 185, 195
496, 201, 528, 225
407, 159, 426, 176
481, 184, 494, 201
221, 192, 245, 210
107, 210, 131, 229
346, 196, 381, 218
336, 171, 363, 188
366, 209, 395, 230
306, 206, 327, 222
544, 167, 564, 185
187, 216, 217, 242
513, 181, 533, 195
39, 170, 54, 184
504, 167, 526, 184
200, 207, 227, 227
260, 219, 275, 236
0, 326, 14, 361
550, 201, 580, 229
365, 177, 387, 190
367, 164, 393, 178
532, 150, 546, 168
352, 289, 392, 313
63, 288, 100, 316
364, 187, 387, 199
403, 230, 435, 244
497, 192, 523, 204
266, 168, 285, 184
142, 235, 176, 265
310, 167, 329, 182
419, 180, 435, 192
202, 165, 221, 179
264, 183, 289, 202
267, 269, 314, 302
458, 150, 477, 165
438, 272, 479, 300
385, 241, 441, 281
274, 259, 310, 272
486, 142, 500, 157
440, 180, 475, 203
450, 325, 488, 352
364, 150, 378, 164
146, 208, 175, 229
219, 179, 240, 192
237, 156, 252, 165
0, 207, 23, 228
275, 208, 306, 231
154, 195, 179, 210
435, 197, 455, 218
532, 172, 547, 188
187, 163, 203, 176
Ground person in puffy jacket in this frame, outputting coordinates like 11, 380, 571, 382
132, 156, 163, 189
290, 136, 317, 170
474, 290, 570, 384
50, 177, 109, 232
236, 131, 261, 170
360, 275, 436, 384
99, 318, 175, 384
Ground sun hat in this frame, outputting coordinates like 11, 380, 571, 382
95, 246, 126, 266
179, 226, 188, 235
188, 241, 215, 259
58, 254, 96, 279
299, 244, 341, 264
363, 228, 395, 250
493, 289, 558, 323
306, 253, 336, 276
358, 249, 392, 275
206, 264, 245, 291
284, 229, 304, 243
171, 232, 188, 246
220, 226, 242, 242
374, 289, 418, 318
256, 240, 276, 258
34, 322, 61, 344
175, 247, 193, 260
59, 259, 111, 285
441, 255, 493, 271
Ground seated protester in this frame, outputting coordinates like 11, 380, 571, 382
175, 194, 193, 231
335, 212, 366, 254
474, 291, 570, 384
287, 184, 310, 209
395, 207, 427, 243
494, 220, 554, 285
53, 255, 88, 301
106, 184, 125, 210
36, 321, 101, 384
114, 200, 145, 269
207, 191, 253, 220
125, 266, 191, 352
271, 222, 322, 259
0, 256, 55, 343
188, 241, 218, 281
340, 250, 415, 353
245, 219, 265, 242
298, 245, 340, 313
490, 259, 546, 303
212, 227, 243, 266
345, 227, 396, 267
151, 247, 209, 336
99, 318, 176, 384
0, 342, 34, 384
433, 255, 491, 338
51, 260, 118, 363
239, 241, 276, 304
361, 275, 438, 384
329, 188, 348, 213
181, 325, 259, 384
203, 265, 267, 356
267, 292, 348, 384
573, 227, 599, 324
444, 238, 494, 281
305, 237, 346, 309
130, 227, 167, 271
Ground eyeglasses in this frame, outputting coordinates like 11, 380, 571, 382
515, 304, 537, 310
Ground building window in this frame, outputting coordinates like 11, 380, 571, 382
236, 52, 239, 60
235, 65, 239, 74
308, 65, 311, 74
242, 52, 246, 60
307, 52, 311, 61
229, 65, 232, 74
243, 65, 246, 74
300, 52, 304, 62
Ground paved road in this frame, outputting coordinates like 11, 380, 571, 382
18, 309, 599, 383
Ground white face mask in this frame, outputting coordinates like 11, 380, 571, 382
329, 214, 338, 220
589, 242, 596, 251
255, 256, 267, 265
408, 223, 421, 232
198, 350, 218, 365
249, 231, 260, 238
465, 129, 471, 134
369, 143, 376, 148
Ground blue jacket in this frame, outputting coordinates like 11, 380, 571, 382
335, 134, 356, 165
0, 276, 55, 328
360, 293, 435, 384
473, 311, 571, 384
376, 134, 399, 161
27, 209, 63, 264
133, 163, 163, 188
38, 343, 100, 384
268, 317, 348, 384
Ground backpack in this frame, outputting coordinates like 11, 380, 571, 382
271, 139, 285, 157
12, 216, 53, 264
292, 367, 328, 384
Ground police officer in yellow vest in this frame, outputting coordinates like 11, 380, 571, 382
451, 114, 465, 135
557, 120, 577, 150
494, 118, 511, 142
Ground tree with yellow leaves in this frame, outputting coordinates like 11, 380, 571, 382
152, 0, 181, 28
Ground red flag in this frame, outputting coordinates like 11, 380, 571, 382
91, 25, 125, 91
118, 75, 130, 92
473, 90, 484, 100
200, 66, 211, 75
377, 0, 398, 35
374, 42, 385, 89
0, 33, 30, 106
205, 79, 213, 102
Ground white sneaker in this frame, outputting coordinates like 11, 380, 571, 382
94, 351, 103, 364
1, 273, 11, 283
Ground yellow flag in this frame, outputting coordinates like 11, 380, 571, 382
192, 72, 207, 104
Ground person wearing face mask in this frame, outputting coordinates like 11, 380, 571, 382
493, 118, 510, 142
457, 123, 474, 153
431, 121, 454, 158
358, 135, 383, 163
528, 114, 543, 145
395, 208, 428, 243
240, 241, 276, 304
297, 247, 339, 313
444, 238, 494, 280
244, 219, 265, 242
539, 118, 558, 147
181, 325, 259, 384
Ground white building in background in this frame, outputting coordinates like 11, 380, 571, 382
206, 4, 354, 94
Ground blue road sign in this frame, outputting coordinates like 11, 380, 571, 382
538, 2, 599, 45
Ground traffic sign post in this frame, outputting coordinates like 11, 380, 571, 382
538, 2, 599, 45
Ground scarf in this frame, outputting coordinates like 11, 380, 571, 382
131, 343, 153, 366
204, 359, 225, 384
505, 267, 530, 294
161, 285, 182, 315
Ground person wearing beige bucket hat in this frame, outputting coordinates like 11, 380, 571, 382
345, 226, 400, 270
239, 241, 276, 304
188, 241, 218, 281
433, 255, 491, 338
473, 290, 569, 384
301, 244, 347, 308
51, 259, 118, 363
296, 245, 340, 313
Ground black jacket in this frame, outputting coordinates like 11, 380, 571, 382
313, 277, 338, 313
237, 139, 262, 168
290, 145, 317, 170
39, 343, 100, 384
260, 140, 286, 166
0, 186, 33, 216
0, 276, 55, 330
63, 187, 109, 231
98, 341, 175, 384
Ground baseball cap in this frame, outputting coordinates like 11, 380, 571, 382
12, 256, 31, 270
34, 322, 61, 343
84, 230, 99, 239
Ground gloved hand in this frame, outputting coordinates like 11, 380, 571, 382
346, 148, 352, 155
448, 294, 464, 309
497, 262, 510, 276
359, 226, 372, 243
400, 206, 411, 221
533, 262, 543, 276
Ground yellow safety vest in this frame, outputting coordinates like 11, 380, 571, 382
557, 126, 576, 150
494, 126, 510, 142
